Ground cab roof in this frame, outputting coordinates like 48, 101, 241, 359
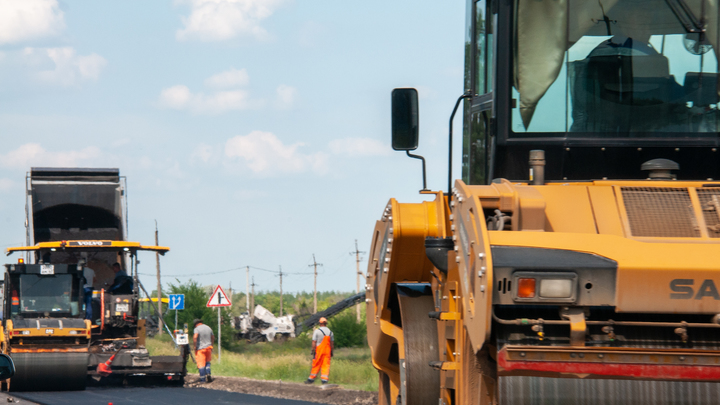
5, 240, 169, 256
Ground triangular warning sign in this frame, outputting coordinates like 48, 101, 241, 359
206, 285, 232, 308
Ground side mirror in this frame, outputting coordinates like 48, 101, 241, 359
0, 354, 15, 380
391, 88, 419, 151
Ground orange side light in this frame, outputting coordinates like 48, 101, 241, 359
517, 278, 536, 298
18, 258, 24, 264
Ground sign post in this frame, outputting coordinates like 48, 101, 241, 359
218, 308, 221, 362
206, 285, 231, 363
169, 294, 185, 331
168, 294, 185, 348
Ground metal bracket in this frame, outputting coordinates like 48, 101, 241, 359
429, 361, 460, 371
561, 307, 587, 347
428, 311, 461, 321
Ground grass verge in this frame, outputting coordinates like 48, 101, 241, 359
146, 333, 378, 392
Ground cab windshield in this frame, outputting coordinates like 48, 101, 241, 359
13, 274, 80, 317
512, 0, 720, 136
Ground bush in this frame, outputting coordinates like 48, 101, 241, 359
327, 309, 366, 348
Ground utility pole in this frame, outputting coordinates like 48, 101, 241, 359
308, 254, 323, 314
352, 240, 366, 322
246, 266, 250, 313
278, 266, 283, 316
155, 220, 163, 335
250, 277, 256, 311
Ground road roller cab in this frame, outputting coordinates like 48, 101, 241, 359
5, 263, 86, 322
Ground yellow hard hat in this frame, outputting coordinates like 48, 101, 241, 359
319, 317, 328, 324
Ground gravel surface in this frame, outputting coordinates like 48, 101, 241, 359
185, 374, 378, 405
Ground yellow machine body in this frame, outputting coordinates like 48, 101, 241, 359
366, 179, 720, 405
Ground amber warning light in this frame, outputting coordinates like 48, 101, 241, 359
517, 278, 536, 298
17, 258, 24, 264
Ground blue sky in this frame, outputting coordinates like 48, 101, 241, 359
0, 0, 466, 296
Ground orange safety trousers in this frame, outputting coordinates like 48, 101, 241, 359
309, 335, 332, 382
196, 346, 213, 369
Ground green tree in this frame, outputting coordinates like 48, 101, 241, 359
327, 309, 366, 348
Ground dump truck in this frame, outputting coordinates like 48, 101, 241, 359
1, 168, 186, 391
366, 1, 720, 404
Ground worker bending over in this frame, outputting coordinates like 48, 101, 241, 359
193, 318, 214, 383
305, 317, 334, 385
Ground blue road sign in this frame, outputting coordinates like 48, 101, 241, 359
169, 294, 185, 310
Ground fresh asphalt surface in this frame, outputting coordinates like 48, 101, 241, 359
9, 387, 327, 405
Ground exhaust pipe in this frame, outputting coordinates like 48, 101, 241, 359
529, 150, 545, 185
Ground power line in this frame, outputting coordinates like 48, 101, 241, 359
138, 266, 247, 277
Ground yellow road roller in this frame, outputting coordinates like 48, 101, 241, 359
366, 1, 720, 404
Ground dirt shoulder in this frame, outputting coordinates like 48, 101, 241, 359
185, 374, 378, 405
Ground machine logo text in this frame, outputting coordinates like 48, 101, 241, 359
670, 279, 720, 300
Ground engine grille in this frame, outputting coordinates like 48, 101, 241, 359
621, 187, 699, 238
697, 188, 720, 238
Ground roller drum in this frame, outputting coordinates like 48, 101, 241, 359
499, 376, 720, 405
9, 352, 87, 391
397, 284, 440, 405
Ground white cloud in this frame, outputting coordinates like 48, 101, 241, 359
0, 143, 102, 168
159, 85, 192, 109
275, 84, 296, 109
24, 47, 107, 86
0, 0, 65, 45
159, 85, 252, 114
224, 131, 327, 175
176, 0, 285, 42
204, 68, 249, 88
159, 68, 258, 114
328, 138, 391, 157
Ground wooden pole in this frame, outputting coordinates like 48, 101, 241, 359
309, 255, 323, 314
353, 240, 365, 323
155, 220, 163, 335
246, 266, 250, 313
251, 277, 255, 311
279, 266, 283, 317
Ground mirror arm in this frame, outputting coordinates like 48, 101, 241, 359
448, 92, 473, 194
406, 151, 429, 192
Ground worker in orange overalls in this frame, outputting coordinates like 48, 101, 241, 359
193, 318, 215, 383
305, 317, 334, 385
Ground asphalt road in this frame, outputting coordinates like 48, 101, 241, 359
7, 387, 326, 405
